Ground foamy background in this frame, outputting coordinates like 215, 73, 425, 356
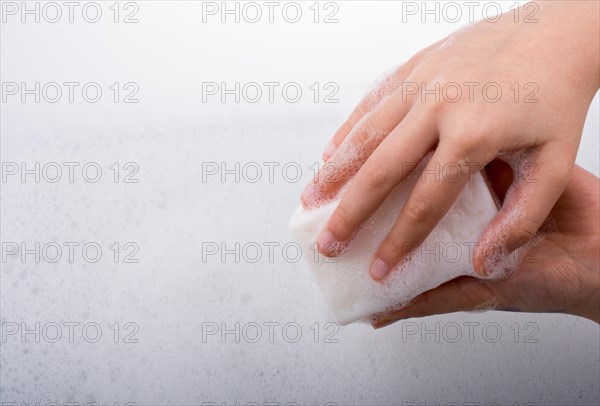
1, 1, 599, 404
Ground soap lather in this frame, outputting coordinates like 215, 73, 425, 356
289, 161, 499, 326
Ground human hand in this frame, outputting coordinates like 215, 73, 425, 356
301, 1, 600, 280
371, 162, 600, 327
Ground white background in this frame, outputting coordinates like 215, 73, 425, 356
1, 1, 599, 404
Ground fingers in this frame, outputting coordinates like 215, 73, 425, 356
317, 108, 438, 255
474, 144, 575, 276
302, 86, 416, 209
322, 64, 414, 162
371, 276, 497, 329
369, 137, 493, 280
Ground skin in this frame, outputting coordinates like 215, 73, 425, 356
301, 2, 599, 302
372, 162, 600, 327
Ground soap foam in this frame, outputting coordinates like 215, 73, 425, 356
290, 163, 500, 325
305, 121, 388, 209
477, 151, 553, 279
306, 68, 408, 210
360, 65, 403, 113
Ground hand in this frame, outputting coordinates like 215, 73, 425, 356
371, 162, 600, 327
301, 1, 600, 280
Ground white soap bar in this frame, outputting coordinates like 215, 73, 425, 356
289, 169, 498, 325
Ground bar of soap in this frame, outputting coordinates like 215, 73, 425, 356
289, 169, 498, 325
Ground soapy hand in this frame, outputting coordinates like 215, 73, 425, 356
371, 162, 600, 326
301, 1, 600, 280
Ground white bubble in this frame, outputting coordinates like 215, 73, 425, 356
289, 156, 499, 325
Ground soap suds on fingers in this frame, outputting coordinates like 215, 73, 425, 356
289, 159, 501, 325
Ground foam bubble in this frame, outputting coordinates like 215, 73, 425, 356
307, 118, 389, 210
360, 65, 403, 112
289, 160, 499, 325
472, 297, 500, 313
478, 150, 552, 279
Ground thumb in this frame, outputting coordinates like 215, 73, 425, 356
475, 148, 572, 276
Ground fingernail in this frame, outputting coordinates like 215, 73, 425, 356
322, 142, 336, 161
474, 262, 487, 277
474, 255, 493, 277
317, 230, 338, 255
369, 258, 389, 281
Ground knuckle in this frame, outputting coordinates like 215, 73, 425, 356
328, 204, 355, 240
362, 159, 389, 188
507, 219, 539, 251
445, 126, 497, 164
378, 237, 407, 261
421, 91, 447, 113
403, 198, 434, 226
